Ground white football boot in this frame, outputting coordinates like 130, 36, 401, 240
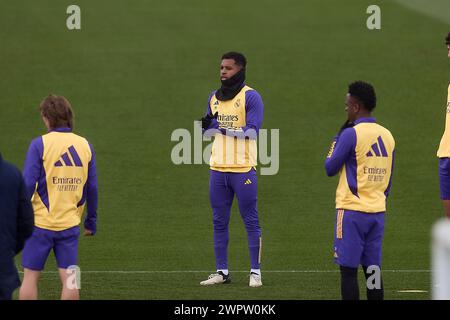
249, 272, 262, 287
200, 271, 231, 286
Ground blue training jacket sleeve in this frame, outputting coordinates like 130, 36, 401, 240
84, 143, 98, 234
324, 128, 356, 177
384, 149, 395, 198
23, 137, 44, 200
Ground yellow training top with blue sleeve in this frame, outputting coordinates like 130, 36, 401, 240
325, 118, 395, 213
203, 85, 264, 173
23, 127, 98, 232
437, 84, 450, 157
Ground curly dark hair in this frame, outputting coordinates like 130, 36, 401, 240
348, 81, 377, 112
222, 52, 247, 68
446, 32, 450, 46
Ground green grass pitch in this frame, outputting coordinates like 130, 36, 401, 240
0, 0, 449, 299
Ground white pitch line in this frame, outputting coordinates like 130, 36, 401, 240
18, 270, 431, 274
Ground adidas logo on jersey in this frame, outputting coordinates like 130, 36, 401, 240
54, 145, 83, 167
366, 136, 388, 157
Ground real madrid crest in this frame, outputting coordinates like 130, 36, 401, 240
234, 99, 241, 109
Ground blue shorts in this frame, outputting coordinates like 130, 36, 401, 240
22, 226, 80, 271
439, 158, 450, 200
333, 209, 385, 268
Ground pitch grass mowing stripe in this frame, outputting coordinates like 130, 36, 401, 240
394, 0, 450, 25
19, 269, 432, 274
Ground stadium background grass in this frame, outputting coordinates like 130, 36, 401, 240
0, 0, 448, 299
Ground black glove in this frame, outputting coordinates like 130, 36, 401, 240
201, 112, 218, 130
339, 120, 354, 133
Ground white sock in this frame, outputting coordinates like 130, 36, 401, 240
251, 269, 261, 275
217, 269, 229, 276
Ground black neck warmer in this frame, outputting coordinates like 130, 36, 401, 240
215, 68, 246, 101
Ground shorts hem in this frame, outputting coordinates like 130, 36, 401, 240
334, 260, 359, 268
21, 265, 44, 272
